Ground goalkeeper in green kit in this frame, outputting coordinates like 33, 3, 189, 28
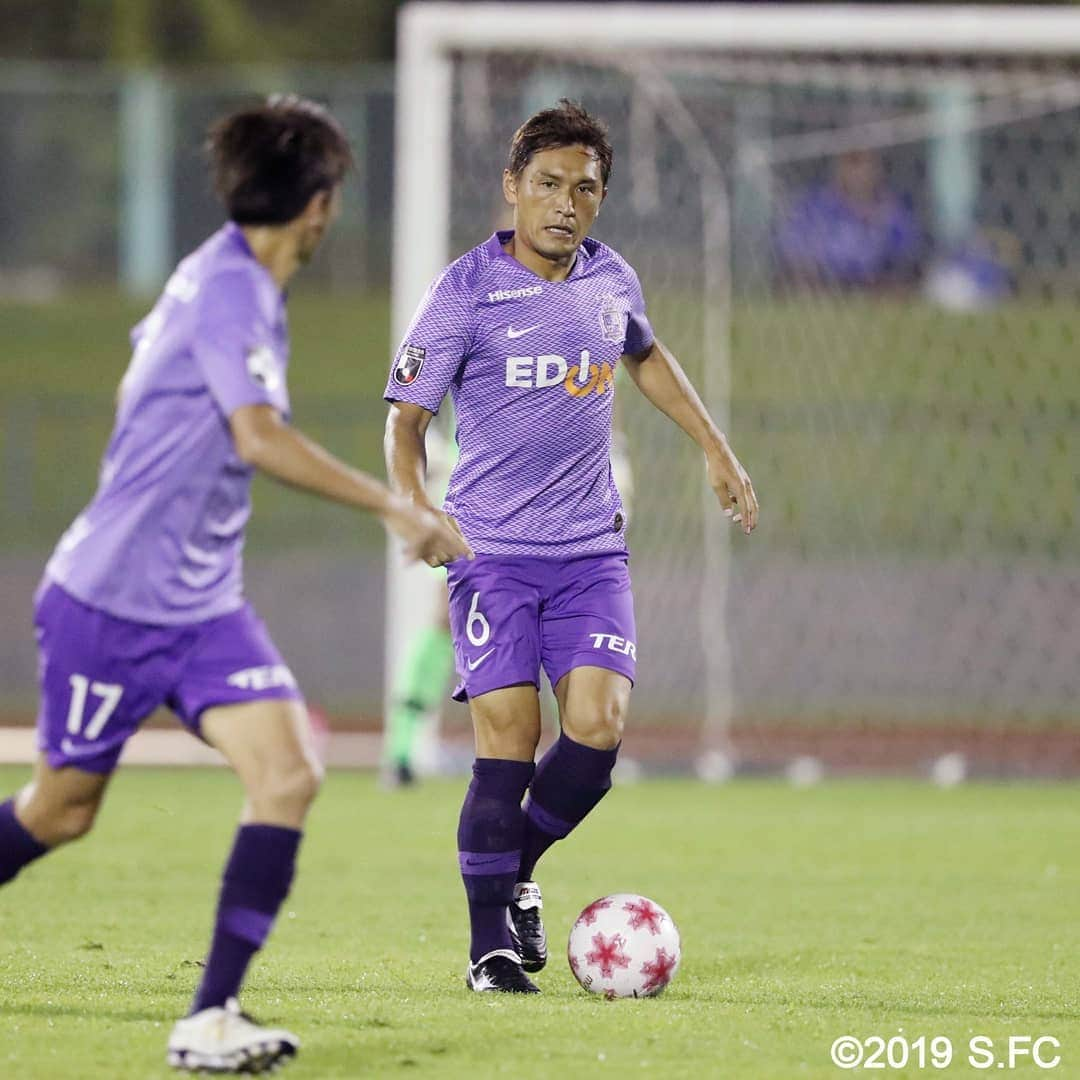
382, 426, 458, 785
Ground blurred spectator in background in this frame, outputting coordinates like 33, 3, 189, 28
775, 148, 921, 291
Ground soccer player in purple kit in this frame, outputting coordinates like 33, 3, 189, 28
0, 96, 469, 1072
384, 101, 758, 993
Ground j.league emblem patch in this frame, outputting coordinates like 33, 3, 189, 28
393, 344, 426, 386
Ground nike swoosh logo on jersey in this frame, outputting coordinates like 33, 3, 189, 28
466, 648, 496, 671
60, 738, 107, 759
506, 324, 541, 339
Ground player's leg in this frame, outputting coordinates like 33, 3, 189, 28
460, 685, 540, 987
525, 553, 636, 879
507, 555, 636, 970
191, 698, 321, 1012
522, 660, 626, 872
0, 757, 111, 884
520, 665, 629, 882
383, 580, 454, 785
506, 667, 629, 973
166, 606, 314, 1072
167, 700, 315, 1072
447, 557, 544, 992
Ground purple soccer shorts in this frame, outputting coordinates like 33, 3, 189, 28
445, 553, 636, 702
33, 582, 302, 773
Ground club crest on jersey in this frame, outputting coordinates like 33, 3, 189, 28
393, 344, 426, 386
246, 345, 281, 392
598, 294, 626, 344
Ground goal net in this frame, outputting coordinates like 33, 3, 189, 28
390, 5, 1080, 777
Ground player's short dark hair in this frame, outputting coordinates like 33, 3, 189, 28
207, 94, 353, 225
508, 99, 613, 185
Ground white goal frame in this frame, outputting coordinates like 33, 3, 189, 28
387, 3, 1080, 762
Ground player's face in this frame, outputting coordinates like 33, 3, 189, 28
503, 145, 606, 267
296, 185, 342, 264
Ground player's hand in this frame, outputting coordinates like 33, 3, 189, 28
706, 443, 758, 535
383, 497, 474, 566
420, 511, 474, 567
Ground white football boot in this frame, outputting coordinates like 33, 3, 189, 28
167, 997, 299, 1073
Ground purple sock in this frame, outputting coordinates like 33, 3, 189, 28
0, 798, 48, 886
191, 824, 301, 1013
519, 733, 619, 882
457, 758, 535, 962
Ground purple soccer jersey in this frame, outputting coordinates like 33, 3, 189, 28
384, 230, 654, 557
45, 222, 290, 625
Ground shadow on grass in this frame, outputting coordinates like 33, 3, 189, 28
0, 1001, 166, 1024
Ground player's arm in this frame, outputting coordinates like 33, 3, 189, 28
383, 401, 436, 510
622, 339, 758, 534
384, 401, 470, 567
382, 264, 476, 566
230, 403, 471, 563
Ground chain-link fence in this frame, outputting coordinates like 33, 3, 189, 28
428, 50, 1080, 774
0, 64, 401, 723
2, 59, 1079, 773
0, 63, 394, 293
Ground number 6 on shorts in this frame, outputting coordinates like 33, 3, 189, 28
466, 591, 490, 647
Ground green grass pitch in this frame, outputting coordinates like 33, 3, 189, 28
1, 767, 1077, 1078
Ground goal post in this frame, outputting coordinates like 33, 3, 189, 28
389, 4, 1080, 776
392, 2, 1080, 321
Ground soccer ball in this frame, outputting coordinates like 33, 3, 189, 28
567, 893, 681, 998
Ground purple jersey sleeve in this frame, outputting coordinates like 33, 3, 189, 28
192, 269, 284, 418
624, 269, 654, 356
384, 269, 475, 415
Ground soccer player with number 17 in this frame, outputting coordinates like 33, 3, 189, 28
0, 97, 469, 1073
384, 101, 758, 992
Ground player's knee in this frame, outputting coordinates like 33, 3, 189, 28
566, 699, 625, 750
257, 757, 323, 816
18, 783, 102, 847
474, 711, 541, 759
49, 800, 100, 845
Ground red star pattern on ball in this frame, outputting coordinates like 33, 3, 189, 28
639, 946, 677, 993
623, 897, 664, 935
585, 931, 631, 979
578, 897, 614, 927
